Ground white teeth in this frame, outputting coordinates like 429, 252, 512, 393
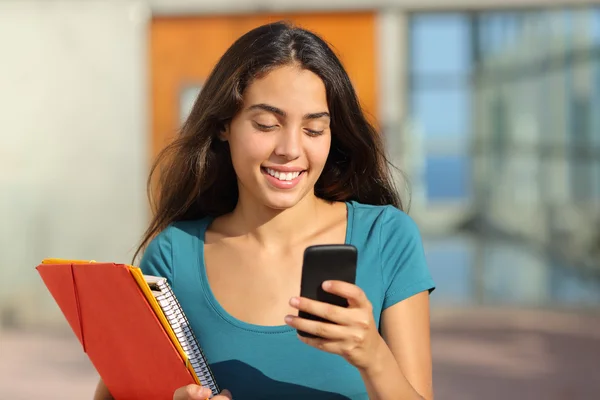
265, 168, 301, 181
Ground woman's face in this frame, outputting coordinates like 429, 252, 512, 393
222, 64, 331, 211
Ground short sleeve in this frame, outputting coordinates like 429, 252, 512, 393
139, 227, 174, 285
379, 207, 435, 310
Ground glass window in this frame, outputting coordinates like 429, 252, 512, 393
478, 11, 526, 58
411, 87, 470, 140
594, 52, 600, 198
570, 160, 594, 201
408, 84, 472, 202
594, 7, 600, 44
409, 6, 600, 308
487, 13, 511, 54
595, 161, 600, 200
425, 155, 471, 201
410, 13, 471, 76
409, 13, 472, 203
424, 238, 474, 305
595, 58, 600, 146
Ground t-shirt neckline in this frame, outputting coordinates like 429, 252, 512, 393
196, 201, 355, 334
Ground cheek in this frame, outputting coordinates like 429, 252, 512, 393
308, 138, 331, 170
228, 131, 270, 172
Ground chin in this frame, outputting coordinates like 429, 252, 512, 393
261, 193, 305, 211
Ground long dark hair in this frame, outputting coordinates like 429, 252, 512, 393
133, 21, 404, 262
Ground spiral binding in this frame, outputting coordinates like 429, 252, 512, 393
152, 279, 220, 397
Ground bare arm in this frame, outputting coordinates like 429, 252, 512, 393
287, 281, 433, 400
93, 379, 113, 400
361, 291, 433, 400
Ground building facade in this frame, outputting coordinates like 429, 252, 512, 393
2, 0, 599, 329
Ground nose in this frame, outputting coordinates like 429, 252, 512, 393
273, 127, 302, 161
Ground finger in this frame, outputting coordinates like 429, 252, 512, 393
289, 296, 352, 325
196, 386, 213, 399
173, 384, 211, 400
216, 389, 233, 399
284, 314, 347, 339
297, 332, 339, 353
322, 280, 368, 308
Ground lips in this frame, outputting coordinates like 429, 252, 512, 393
263, 167, 302, 182
260, 166, 306, 190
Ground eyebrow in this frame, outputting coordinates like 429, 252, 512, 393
247, 103, 330, 120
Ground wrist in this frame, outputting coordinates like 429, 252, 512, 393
358, 335, 390, 376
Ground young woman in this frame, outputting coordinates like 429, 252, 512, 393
94, 21, 435, 400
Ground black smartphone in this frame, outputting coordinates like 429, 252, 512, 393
297, 244, 358, 338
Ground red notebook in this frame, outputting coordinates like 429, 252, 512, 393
36, 259, 213, 400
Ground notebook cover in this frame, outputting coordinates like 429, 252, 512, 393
36, 263, 84, 347
40, 259, 199, 384
36, 261, 197, 400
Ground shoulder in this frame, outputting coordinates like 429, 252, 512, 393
348, 201, 421, 243
139, 217, 211, 281
143, 218, 205, 251
153, 217, 212, 244
348, 202, 435, 308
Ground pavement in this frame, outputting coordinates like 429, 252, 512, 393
429, 307, 600, 400
1, 307, 599, 400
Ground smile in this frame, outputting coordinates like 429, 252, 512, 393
263, 167, 303, 181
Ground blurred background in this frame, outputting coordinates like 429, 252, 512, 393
1, 0, 600, 399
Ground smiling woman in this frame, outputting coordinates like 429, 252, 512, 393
93, 21, 435, 400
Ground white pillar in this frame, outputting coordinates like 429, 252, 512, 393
377, 10, 427, 210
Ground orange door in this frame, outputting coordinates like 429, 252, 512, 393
149, 12, 378, 160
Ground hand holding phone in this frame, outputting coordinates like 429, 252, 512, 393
286, 244, 381, 371
296, 244, 358, 338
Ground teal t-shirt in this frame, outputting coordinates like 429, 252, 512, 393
140, 201, 435, 399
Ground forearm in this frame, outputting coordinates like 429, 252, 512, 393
359, 337, 424, 400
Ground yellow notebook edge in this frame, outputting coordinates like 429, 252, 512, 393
42, 258, 97, 264
128, 265, 202, 386
39, 258, 201, 386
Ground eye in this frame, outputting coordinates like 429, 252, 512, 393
254, 122, 277, 131
305, 128, 325, 137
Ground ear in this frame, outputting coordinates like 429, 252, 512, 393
218, 121, 230, 142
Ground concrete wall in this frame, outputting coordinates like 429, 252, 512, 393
0, 0, 150, 328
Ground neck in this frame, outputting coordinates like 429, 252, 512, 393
229, 193, 324, 248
